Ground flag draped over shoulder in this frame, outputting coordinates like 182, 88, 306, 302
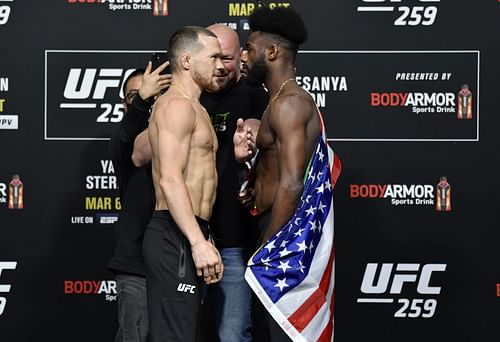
245, 116, 341, 342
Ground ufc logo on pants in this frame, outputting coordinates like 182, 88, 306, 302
177, 283, 196, 294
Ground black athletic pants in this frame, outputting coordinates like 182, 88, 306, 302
143, 210, 210, 342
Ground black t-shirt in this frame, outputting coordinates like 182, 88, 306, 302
200, 77, 269, 249
108, 96, 155, 276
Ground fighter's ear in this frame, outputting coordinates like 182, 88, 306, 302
266, 43, 278, 61
180, 53, 190, 70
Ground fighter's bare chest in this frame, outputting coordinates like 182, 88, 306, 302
193, 109, 218, 152
256, 116, 274, 151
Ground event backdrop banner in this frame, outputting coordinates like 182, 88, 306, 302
0, 1, 499, 341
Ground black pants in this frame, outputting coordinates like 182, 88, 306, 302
143, 210, 210, 342
252, 210, 292, 342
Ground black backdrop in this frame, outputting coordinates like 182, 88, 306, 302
0, 1, 499, 341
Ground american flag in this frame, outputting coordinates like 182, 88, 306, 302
245, 118, 341, 342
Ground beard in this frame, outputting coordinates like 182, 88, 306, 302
206, 70, 236, 94
246, 54, 267, 87
193, 68, 219, 93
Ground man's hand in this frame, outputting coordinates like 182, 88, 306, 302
191, 238, 224, 284
138, 61, 171, 101
238, 188, 255, 209
234, 118, 258, 163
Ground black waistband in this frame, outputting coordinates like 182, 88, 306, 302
151, 210, 209, 228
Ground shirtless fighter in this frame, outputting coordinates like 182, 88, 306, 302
235, 7, 321, 341
142, 26, 225, 342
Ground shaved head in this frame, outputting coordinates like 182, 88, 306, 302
206, 24, 242, 91
207, 24, 240, 58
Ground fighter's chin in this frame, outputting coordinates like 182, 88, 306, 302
208, 74, 232, 92
205, 80, 222, 93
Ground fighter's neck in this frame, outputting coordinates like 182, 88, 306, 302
170, 73, 202, 101
265, 66, 296, 98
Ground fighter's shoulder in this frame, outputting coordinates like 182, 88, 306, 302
156, 94, 194, 113
155, 94, 195, 117
270, 89, 315, 119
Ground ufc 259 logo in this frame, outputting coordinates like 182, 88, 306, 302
0, 262, 17, 316
62, 68, 134, 123
357, 263, 446, 318
357, 0, 440, 26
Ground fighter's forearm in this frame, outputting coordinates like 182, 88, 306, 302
160, 179, 205, 246
262, 181, 303, 242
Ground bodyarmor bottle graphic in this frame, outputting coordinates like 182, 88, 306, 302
8, 174, 23, 209
457, 84, 472, 119
435, 177, 451, 212
153, 0, 168, 16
